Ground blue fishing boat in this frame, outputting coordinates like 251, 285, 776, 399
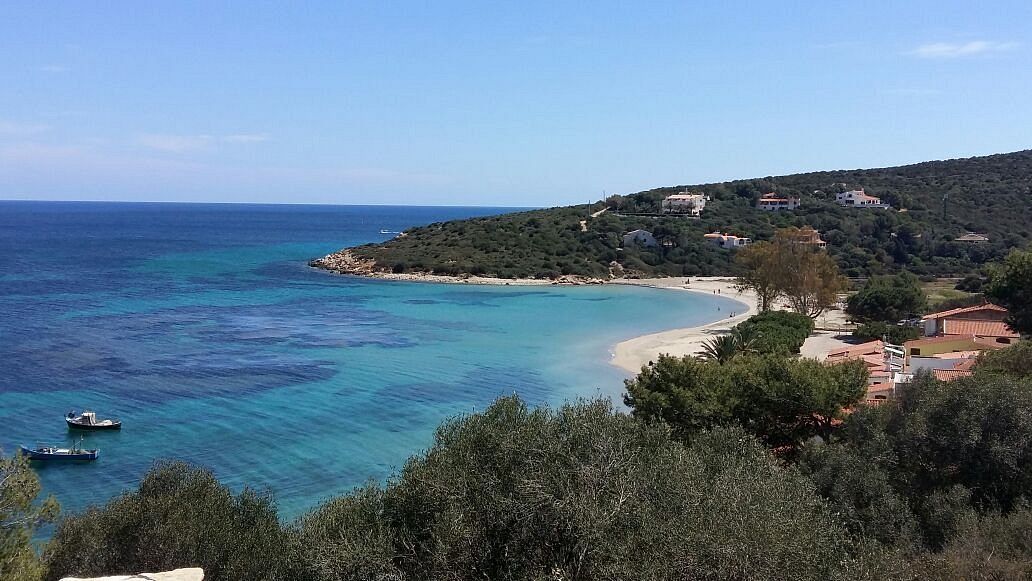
20, 437, 99, 462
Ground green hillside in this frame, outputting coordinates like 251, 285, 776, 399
324, 150, 1032, 280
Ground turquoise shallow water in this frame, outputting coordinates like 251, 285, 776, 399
0, 202, 742, 520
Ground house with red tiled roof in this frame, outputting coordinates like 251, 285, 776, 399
703, 231, 752, 249
934, 368, 974, 382
825, 340, 905, 404
786, 226, 828, 248
836, 188, 890, 209
920, 303, 1017, 345
756, 192, 800, 211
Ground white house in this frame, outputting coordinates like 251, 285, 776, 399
622, 229, 658, 248
836, 188, 890, 208
756, 192, 800, 211
661, 191, 707, 216
954, 232, 990, 243
704, 231, 751, 249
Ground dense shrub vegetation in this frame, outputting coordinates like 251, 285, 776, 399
852, 321, 921, 344
0, 453, 57, 580
623, 354, 869, 447
846, 273, 927, 323
736, 311, 815, 355
43, 462, 288, 581
346, 150, 1032, 279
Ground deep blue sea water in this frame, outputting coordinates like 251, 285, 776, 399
0, 201, 742, 521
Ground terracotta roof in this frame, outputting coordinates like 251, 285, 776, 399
934, 369, 974, 381
931, 350, 983, 360
944, 320, 1018, 338
905, 335, 978, 349
827, 340, 884, 359
923, 303, 1006, 320
954, 358, 978, 372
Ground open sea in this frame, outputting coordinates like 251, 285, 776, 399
0, 201, 741, 521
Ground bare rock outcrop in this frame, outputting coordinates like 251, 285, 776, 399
309, 249, 385, 276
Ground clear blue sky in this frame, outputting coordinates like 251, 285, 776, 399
2, 2, 1030, 206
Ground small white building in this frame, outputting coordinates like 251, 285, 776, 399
954, 232, 990, 243
836, 188, 890, 208
661, 191, 707, 216
704, 231, 751, 249
756, 192, 801, 211
623, 229, 658, 248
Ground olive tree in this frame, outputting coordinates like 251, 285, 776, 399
1, 452, 58, 581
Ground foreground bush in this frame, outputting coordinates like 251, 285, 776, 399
43, 462, 288, 581
293, 397, 857, 580
801, 371, 1032, 555
975, 341, 1032, 378
1, 452, 58, 581
624, 354, 868, 447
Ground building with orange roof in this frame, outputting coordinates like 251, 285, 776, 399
825, 340, 903, 402
933, 368, 974, 381
920, 303, 1017, 345
784, 226, 828, 248
836, 188, 890, 209
703, 232, 752, 250
756, 192, 800, 211
661, 191, 707, 216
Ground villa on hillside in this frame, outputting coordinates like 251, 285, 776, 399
661, 191, 707, 216
954, 232, 990, 243
622, 229, 657, 248
704, 232, 751, 250
756, 192, 801, 211
836, 188, 890, 209
920, 303, 1017, 344
786, 226, 828, 248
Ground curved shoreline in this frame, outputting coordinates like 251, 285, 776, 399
608, 277, 758, 374
310, 255, 760, 375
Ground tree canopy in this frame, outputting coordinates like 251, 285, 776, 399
846, 273, 927, 323
1, 452, 58, 581
986, 248, 1032, 335
623, 354, 868, 447
43, 462, 288, 581
735, 228, 847, 318
736, 310, 815, 355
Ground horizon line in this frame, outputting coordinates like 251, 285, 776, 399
0, 198, 542, 210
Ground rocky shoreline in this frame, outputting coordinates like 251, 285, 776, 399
309, 249, 609, 286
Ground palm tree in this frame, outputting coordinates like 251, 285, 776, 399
699, 328, 757, 364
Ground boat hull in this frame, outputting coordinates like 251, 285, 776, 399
19, 446, 99, 462
66, 418, 121, 431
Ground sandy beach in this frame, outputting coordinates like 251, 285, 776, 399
609, 277, 759, 373
609, 277, 853, 374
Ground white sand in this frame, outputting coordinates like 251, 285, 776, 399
609, 277, 853, 373
609, 277, 759, 374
